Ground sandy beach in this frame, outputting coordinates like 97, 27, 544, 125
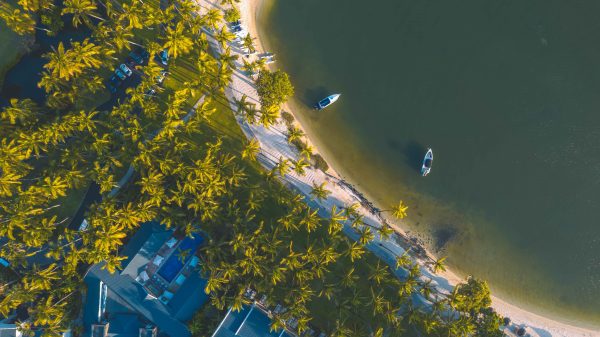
197, 0, 600, 335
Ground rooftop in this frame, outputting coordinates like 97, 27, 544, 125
212, 304, 293, 337
83, 221, 209, 337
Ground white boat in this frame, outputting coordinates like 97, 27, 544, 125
421, 148, 433, 176
314, 93, 341, 110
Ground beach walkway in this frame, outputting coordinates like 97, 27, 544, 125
195, 1, 599, 336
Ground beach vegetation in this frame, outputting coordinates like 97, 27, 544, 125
432, 256, 447, 273
391, 200, 409, 219
280, 110, 295, 126
312, 153, 329, 171
310, 182, 331, 201
224, 7, 241, 23
256, 69, 294, 111
242, 33, 256, 54
0, 0, 505, 336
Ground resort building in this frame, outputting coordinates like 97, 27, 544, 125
82, 221, 209, 337
211, 304, 294, 337
0, 324, 23, 337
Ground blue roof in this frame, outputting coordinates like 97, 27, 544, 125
86, 263, 191, 337
169, 272, 209, 321
120, 221, 172, 279
82, 276, 102, 328
83, 222, 210, 337
212, 305, 292, 337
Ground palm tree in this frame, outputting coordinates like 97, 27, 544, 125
202, 8, 222, 31
242, 59, 258, 74
344, 242, 365, 262
431, 256, 447, 274
395, 252, 412, 269
215, 26, 236, 49
241, 139, 260, 161
273, 157, 290, 177
243, 34, 256, 54
310, 182, 330, 202
328, 205, 346, 235
419, 278, 434, 300
368, 261, 389, 285
390, 200, 408, 219
292, 158, 309, 176
258, 106, 279, 127
300, 144, 314, 159
357, 227, 374, 245
299, 209, 320, 233
378, 224, 394, 240
220, 48, 239, 70
0, 7, 36, 35
44, 42, 80, 80
163, 22, 194, 58
220, 0, 240, 6
62, 0, 104, 27
287, 126, 304, 144
1, 98, 39, 126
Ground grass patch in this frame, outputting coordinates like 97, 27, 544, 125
0, 0, 34, 87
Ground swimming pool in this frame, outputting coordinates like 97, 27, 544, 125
157, 234, 204, 283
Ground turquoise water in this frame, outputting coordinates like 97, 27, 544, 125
262, 0, 600, 327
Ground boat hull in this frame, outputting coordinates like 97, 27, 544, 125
314, 93, 341, 110
421, 148, 433, 176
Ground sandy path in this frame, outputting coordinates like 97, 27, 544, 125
196, 0, 599, 336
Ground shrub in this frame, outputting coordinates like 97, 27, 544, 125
224, 7, 241, 23
256, 70, 294, 110
312, 154, 329, 172
291, 138, 307, 152
281, 111, 295, 126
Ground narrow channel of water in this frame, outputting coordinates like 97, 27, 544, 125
261, 0, 600, 327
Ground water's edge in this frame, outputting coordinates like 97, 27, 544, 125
257, 0, 600, 331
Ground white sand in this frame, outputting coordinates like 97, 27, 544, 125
196, 0, 600, 335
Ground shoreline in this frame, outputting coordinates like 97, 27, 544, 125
205, 0, 599, 335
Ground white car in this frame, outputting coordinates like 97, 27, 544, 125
119, 64, 133, 77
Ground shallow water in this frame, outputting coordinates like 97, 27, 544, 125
262, 0, 600, 326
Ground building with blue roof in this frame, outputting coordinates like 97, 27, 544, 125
82, 221, 209, 337
211, 304, 294, 337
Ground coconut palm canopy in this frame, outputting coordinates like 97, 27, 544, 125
0, 0, 503, 336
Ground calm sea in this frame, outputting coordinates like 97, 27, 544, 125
261, 0, 600, 327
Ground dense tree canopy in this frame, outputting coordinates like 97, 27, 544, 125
0, 0, 503, 336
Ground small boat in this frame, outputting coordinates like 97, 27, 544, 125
421, 148, 433, 176
314, 93, 341, 110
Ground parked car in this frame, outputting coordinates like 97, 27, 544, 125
106, 74, 121, 93
156, 70, 168, 84
129, 51, 144, 64
126, 56, 136, 67
157, 49, 169, 66
145, 88, 156, 97
114, 68, 127, 80
119, 64, 133, 77
139, 49, 150, 60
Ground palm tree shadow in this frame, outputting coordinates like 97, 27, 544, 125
301, 86, 330, 108
404, 140, 427, 173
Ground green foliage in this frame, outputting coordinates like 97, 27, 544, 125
453, 276, 492, 314
312, 153, 329, 172
255, 69, 294, 111
224, 7, 240, 23
0, 1, 503, 336
188, 302, 224, 337
281, 111, 295, 126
